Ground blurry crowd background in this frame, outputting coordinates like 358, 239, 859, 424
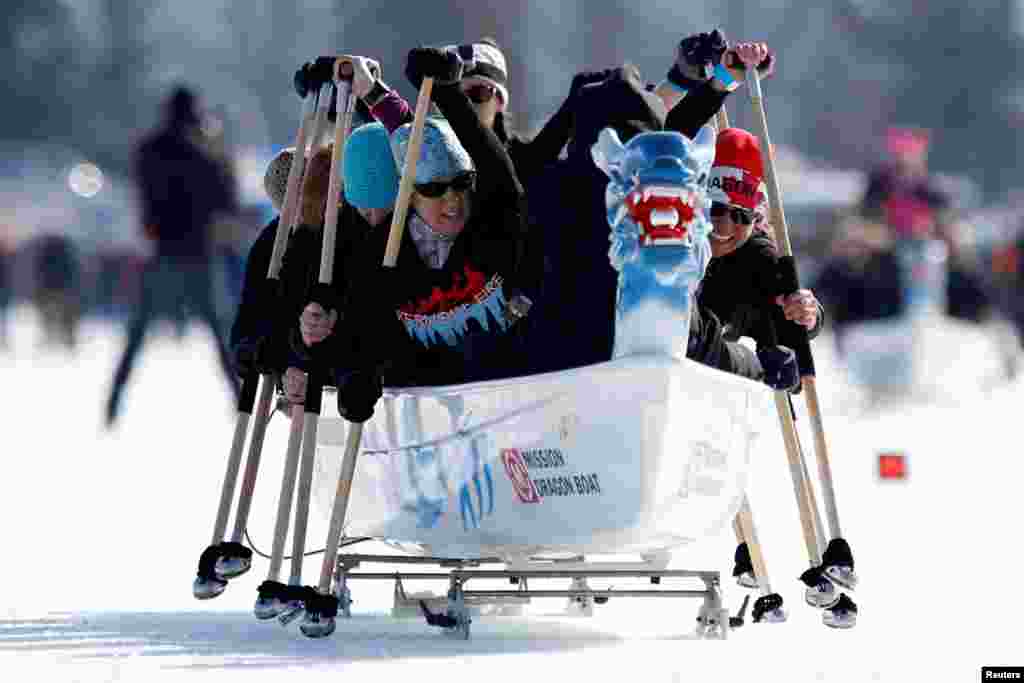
2, 0, 1024, 355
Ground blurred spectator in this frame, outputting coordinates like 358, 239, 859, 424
34, 234, 81, 350
105, 85, 240, 428
994, 222, 1024, 341
937, 218, 992, 323
819, 127, 995, 335
862, 127, 951, 230
0, 236, 10, 349
814, 216, 905, 348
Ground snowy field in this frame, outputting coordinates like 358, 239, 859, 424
1, 304, 1021, 682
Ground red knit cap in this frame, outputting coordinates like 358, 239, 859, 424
709, 127, 766, 210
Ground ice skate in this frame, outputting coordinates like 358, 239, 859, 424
751, 593, 788, 623
800, 567, 840, 609
823, 593, 858, 629
821, 538, 857, 590
254, 580, 289, 620
214, 542, 253, 580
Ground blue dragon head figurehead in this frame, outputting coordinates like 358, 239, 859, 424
592, 124, 716, 360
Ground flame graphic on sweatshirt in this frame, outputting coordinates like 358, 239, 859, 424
396, 264, 509, 347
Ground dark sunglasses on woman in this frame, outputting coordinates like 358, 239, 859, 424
709, 201, 754, 225
415, 171, 477, 199
463, 83, 496, 104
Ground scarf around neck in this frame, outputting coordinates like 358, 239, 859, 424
408, 210, 457, 269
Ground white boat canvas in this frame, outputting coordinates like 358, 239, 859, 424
314, 354, 774, 561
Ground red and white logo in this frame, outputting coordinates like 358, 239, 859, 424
501, 449, 540, 504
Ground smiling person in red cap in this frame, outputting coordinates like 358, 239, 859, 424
697, 127, 824, 357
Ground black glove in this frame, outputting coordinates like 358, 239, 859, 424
569, 69, 615, 99
670, 28, 729, 85
757, 345, 800, 392
294, 57, 339, 98
306, 282, 340, 315
405, 47, 463, 89
234, 335, 277, 377
336, 370, 383, 423
294, 62, 315, 99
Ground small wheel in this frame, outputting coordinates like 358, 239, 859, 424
714, 608, 730, 640
338, 587, 353, 619
695, 606, 729, 640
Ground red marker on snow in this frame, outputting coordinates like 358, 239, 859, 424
878, 452, 907, 480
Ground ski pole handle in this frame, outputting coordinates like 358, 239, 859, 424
715, 108, 729, 132
319, 63, 356, 285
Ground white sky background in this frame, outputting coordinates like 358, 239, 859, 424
0, 306, 1021, 681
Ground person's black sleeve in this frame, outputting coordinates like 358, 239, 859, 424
664, 80, 729, 138
230, 218, 280, 350
431, 83, 539, 298
335, 229, 410, 377
431, 83, 523, 205
135, 140, 161, 231
687, 305, 764, 381
506, 99, 574, 184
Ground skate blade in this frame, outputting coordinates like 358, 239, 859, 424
757, 608, 788, 624
824, 565, 858, 591
823, 614, 857, 629
804, 589, 840, 610
192, 577, 227, 600
215, 557, 252, 580
300, 617, 337, 639
253, 600, 286, 621
277, 603, 305, 627
735, 572, 759, 590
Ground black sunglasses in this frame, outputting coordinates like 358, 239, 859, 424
463, 84, 496, 104
710, 202, 754, 225
415, 171, 477, 199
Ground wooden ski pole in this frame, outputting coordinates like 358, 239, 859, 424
716, 102, 811, 581
745, 67, 852, 576
280, 66, 357, 626
223, 80, 326, 570
193, 89, 320, 600
715, 108, 730, 133
301, 75, 434, 639
254, 78, 337, 620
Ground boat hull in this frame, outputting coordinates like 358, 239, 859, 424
314, 355, 774, 561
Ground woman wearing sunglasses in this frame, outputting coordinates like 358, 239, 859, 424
334, 53, 537, 420
698, 128, 824, 359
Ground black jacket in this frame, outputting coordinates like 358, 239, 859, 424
524, 69, 762, 382
135, 123, 237, 262
342, 82, 531, 387
698, 231, 824, 352
229, 205, 376, 371
814, 249, 905, 329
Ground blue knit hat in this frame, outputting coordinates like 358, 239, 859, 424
342, 122, 400, 210
390, 117, 473, 185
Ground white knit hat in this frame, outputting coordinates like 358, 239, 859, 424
263, 147, 295, 212
390, 117, 474, 185
447, 39, 509, 112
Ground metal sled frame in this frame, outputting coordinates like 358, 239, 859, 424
331, 552, 730, 640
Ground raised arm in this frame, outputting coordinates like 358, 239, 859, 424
349, 56, 414, 134
508, 70, 616, 181
402, 47, 522, 206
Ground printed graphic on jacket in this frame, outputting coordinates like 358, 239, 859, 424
397, 263, 510, 347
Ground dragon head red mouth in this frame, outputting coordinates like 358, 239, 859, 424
626, 185, 697, 246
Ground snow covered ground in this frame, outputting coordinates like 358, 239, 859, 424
1, 305, 1021, 682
